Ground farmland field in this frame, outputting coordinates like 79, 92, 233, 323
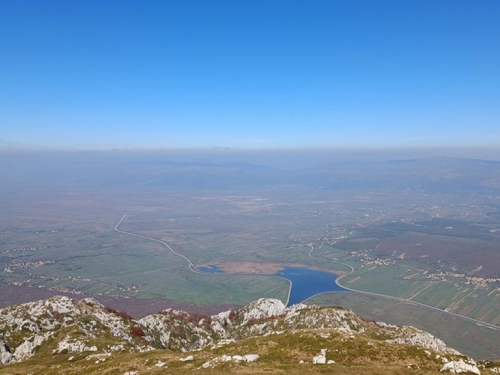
1, 150, 499, 357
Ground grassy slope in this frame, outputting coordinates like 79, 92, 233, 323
0, 329, 477, 375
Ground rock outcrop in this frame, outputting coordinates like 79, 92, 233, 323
387, 330, 461, 355
0, 341, 14, 365
0, 295, 487, 373
239, 298, 286, 323
0, 296, 153, 364
201, 353, 260, 369
440, 359, 481, 374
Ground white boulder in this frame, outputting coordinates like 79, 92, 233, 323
440, 360, 480, 374
313, 348, 327, 364
243, 354, 259, 362
0, 341, 15, 365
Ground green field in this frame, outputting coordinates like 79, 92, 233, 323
308, 292, 500, 360
1, 179, 500, 359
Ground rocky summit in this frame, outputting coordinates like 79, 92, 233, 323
0, 296, 498, 374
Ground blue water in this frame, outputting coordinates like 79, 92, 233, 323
197, 264, 347, 306
197, 265, 223, 274
279, 267, 347, 306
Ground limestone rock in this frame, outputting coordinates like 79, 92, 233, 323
313, 348, 327, 364
440, 359, 480, 374
243, 354, 259, 362
155, 360, 166, 367
14, 333, 52, 361
0, 295, 471, 369
53, 338, 98, 354
387, 331, 460, 355
240, 298, 286, 324
201, 360, 213, 368
0, 341, 15, 365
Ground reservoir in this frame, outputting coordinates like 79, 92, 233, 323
197, 264, 347, 306
278, 266, 347, 306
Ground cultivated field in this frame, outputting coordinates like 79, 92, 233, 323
1, 151, 499, 357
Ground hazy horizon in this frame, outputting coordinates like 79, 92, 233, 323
1, 141, 500, 163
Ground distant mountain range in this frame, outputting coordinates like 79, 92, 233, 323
2, 151, 500, 194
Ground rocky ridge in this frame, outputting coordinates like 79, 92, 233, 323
0, 296, 499, 374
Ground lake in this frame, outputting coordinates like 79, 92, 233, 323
278, 266, 347, 306
197, 264, 347, 306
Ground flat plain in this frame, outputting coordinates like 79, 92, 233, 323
1, 150, 499, 358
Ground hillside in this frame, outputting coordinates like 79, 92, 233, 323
1, 296, 499, 374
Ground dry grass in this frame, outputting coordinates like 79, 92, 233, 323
2, 328, 490, 375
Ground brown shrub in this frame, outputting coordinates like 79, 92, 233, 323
105, 306, 133, 320
130, 325, 145, 337
51, 311, 63, 323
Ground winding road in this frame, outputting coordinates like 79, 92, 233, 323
115, 215, 499, 331
115, 215, 295, 305
114, 214, 202, 273
305, 246, 500, 331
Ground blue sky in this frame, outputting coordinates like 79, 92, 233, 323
1, 0, 499, 149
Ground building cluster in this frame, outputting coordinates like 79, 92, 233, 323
3, 259, 55, 272
118, 284, 141, 293
349, 250, 395, 266
9, 279, 31, 286
1, 247, 38, 254
48, 286, 83, 295
427, 271, 500, 289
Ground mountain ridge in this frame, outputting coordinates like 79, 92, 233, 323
1, 296, 499, 374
